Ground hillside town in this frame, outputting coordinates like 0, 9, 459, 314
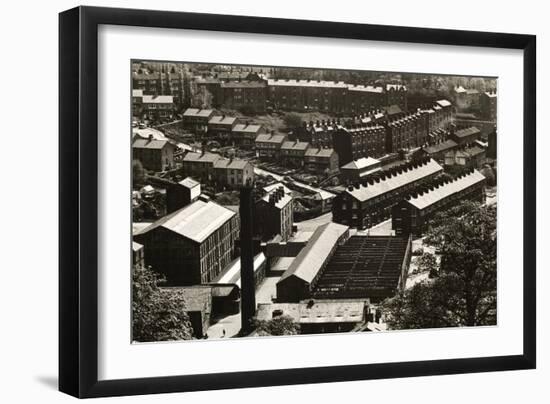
131, 61, 498, 341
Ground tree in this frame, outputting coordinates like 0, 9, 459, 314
132, 266, 194, 342
283, 113, 303, 131
382, 202, 497, 329
132, 159, 146, 188
415, 252, 439, 278
254, 315, 300, 336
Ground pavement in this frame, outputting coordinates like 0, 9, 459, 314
205, 273, 285, 339
255, 275, 281, 304
205, 313, 241, 339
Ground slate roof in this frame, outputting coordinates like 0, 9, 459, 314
344, 159, 443, 202
213, 158, 250, 170
281, 141, 309, 151
408, 170, 486, 210
232, 123, 263, 133
341, 157, 381, 170
134, 200, 235, 243
255, 133, 286, 143
278, 223, 349, 284
208, 115, 238, 125
183, 108, 214, 117
454, 127, 481, 139
424, 139, 458, 155
305, 148, 336, 158
132, 138, 173, 150
183, 152, 221, 163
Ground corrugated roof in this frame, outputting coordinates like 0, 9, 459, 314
345, 159, 443, 202
408, 170, 485, 210
278, 222, 349, 284
341, 157, 381, 170
132, 89, 143, 97
436, 99, 452, 107
135, 200, 236, 243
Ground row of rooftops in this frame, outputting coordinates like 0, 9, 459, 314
182, 151, 251, 170
255, 133, 337, 158
183, 109, 266, 134
343, 158, 444, 202
405, 168, 486, 210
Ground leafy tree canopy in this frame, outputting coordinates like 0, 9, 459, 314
382, 202, 497, 329
132, 266, 194, 342
254, 315, 300, 336
283, 113, 303, 131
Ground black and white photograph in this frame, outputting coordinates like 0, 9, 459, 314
131, 61, 498, 342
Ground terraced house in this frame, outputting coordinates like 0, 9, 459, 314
213, 157, 255, 189
332, 158, 444, 229
255, 132, 287, 161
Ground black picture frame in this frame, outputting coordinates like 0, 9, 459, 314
59, 6, 536, 398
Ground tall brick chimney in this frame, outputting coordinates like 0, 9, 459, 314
239, 180, 256, 334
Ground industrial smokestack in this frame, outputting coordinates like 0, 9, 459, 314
239, 180, 256, 335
